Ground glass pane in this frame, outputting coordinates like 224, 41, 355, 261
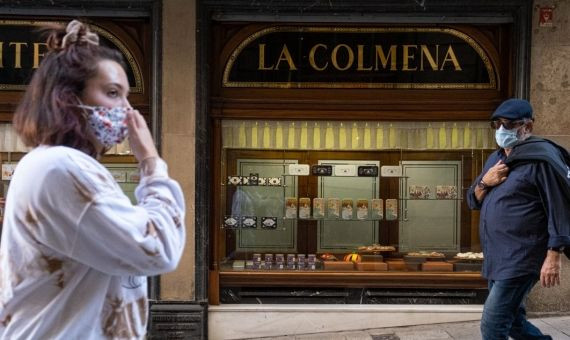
317, 160, 380, 252
399, 160, 461, 252
233, 159, 298, 252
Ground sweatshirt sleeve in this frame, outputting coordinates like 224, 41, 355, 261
41, 155, 186, 276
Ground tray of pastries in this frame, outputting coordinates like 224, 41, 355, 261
453, 252, 484, 262
404, 251, 446, 262
357, 244, 396, 254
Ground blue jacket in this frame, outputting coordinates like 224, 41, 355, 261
467, 137, 570, 279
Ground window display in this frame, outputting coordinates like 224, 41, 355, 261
214, 119, 493, 289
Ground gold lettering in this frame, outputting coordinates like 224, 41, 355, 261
357, 45, 372, 71
331, 44, 354, 71
374, 45, 397, 71
0, 42, 3, 68
420, 45, 439, 71
402, 45, 417, 71
309, 43, 328, 71
9, 42, 28, 69
33, 43, 48, 69
441, 45, 462, 71
258, 44, 274, 70
275, 44, 297, 70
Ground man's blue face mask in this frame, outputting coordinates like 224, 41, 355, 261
495, 125, 519, 149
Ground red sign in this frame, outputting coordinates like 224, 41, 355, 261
539, 7, 554, 27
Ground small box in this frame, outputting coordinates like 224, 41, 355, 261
286, 254, 296, 270
409, 185, 431, 199
454, 262, 482, 272
356, 262, 388, 271
258, 177, 268, 186
341, 199, 354, 220
307, 254, 317, 270
311, 165, 332, 176
380, 165, 402, 177
264, 254, 273, 269
436, 185, 458, 199
312, 198, 325, 218
261, 217, 277, 229
241, 216, 257, 228
335, 164, 356, 176
323, 261, 354, 271
289, 164, 310, 176
297, 254, 306, 270
223, 215, 240, 228
285, 198, 298, 219
299, 198, 311, 219
422, 261, 454, 272
327, 198, 340, 218
386, 259, 406, 271
245, 260, 254, 270
371, 199, 383, 220
385, 199, 398, 221
227, 176, 242, 185
252, 253, 262, 269
232, 260, 245, 270
361, 254, 383, 262
405, 262, 422, 271
356, 199, 369, 220
268, 177, 282, 186
249, 173, 259, 186
357, 165, 378, 177
275, 254, 285, 269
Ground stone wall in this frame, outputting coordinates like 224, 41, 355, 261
160, 0, 197, 300
527, 0, 570, 314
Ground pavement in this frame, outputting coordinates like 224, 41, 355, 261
242, 315, 570, 340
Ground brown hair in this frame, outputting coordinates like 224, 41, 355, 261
13, 20, 126, 157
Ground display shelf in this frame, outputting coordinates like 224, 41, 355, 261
218, 270, 486, 289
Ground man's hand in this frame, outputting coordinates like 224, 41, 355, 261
540, 250, 562, 288
481, 160, 509, 187
474, 160, 509, 202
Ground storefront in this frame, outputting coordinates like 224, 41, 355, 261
4, 1, 570, 339
199, 0, 534, 338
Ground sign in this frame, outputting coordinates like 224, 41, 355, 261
539, 7, 554, 27
0, 20, 143, 92
223, 27, 497, 89
1, 163, 16, 180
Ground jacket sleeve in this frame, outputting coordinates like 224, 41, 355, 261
466, 152, 500, 210
536, 162, 570, 249
39, 156, 186, 276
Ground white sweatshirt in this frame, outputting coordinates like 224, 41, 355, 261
0, 145, 186, 339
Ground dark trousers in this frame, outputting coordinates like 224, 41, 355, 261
481, 274, 552, 340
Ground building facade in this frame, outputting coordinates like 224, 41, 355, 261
0, 1, 569, 339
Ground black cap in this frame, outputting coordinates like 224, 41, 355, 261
491, 98, 533, 120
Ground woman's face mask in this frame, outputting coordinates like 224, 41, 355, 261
495, 125, 520, 149
78, 105, 129, 149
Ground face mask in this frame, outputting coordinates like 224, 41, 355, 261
495, 125, 519, 149
78, 105, 129, 149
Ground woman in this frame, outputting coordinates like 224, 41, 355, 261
0, 20, 185, 339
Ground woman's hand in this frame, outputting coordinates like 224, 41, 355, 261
126, 108, 159, 162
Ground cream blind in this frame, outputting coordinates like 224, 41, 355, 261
222, 120, 495, 150
0, 123, 131, 155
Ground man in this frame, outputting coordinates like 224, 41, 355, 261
467, 98, 570, 340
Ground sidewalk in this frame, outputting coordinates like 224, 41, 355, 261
242, 315, 570, 340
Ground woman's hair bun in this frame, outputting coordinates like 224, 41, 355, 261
46, 20, 99, 51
